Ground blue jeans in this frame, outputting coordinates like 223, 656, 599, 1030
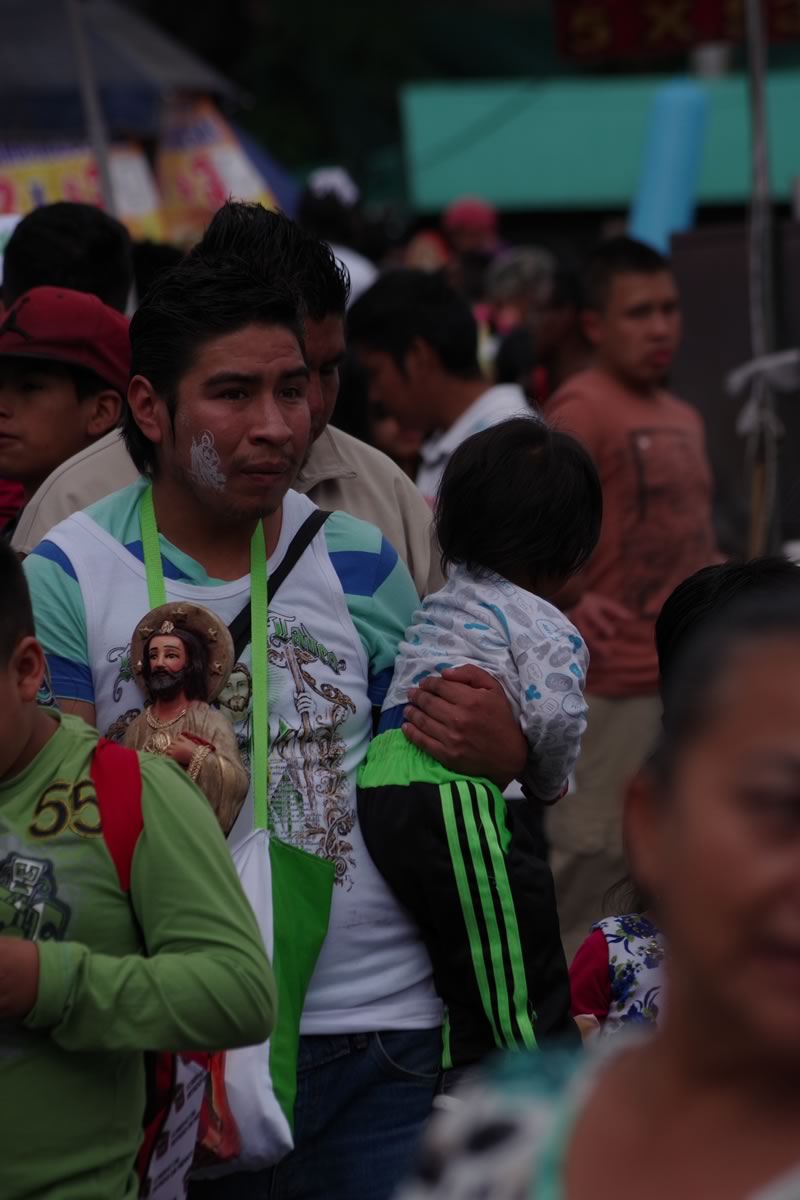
189, 1028, 441, 1200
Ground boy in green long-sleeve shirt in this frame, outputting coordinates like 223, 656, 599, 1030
0, 540, 276, 1200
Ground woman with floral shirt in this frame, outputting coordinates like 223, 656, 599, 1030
398, 592, 800, 1200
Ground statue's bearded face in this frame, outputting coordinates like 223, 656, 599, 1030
145, 635, 189, 703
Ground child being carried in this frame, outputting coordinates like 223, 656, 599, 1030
358, 415, 603, 1073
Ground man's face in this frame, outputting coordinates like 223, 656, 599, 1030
355, 347, 430, 432
304, 315, 345, 442
163, 322, 310, 521
584, 271, 681, 390
0, 362, 96, 495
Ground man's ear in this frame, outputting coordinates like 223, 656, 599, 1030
581, 308, 603, 349
12, 636, 46, 703
85, 388, 123, 439
127, 376, 166, 451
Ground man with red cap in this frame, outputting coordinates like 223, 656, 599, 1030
0, 286, 128, 537
441, 196, 501, 311
441, 196, 499, 259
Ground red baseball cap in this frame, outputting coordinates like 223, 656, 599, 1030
0, 286, 130, 396
442, 196, 498, 234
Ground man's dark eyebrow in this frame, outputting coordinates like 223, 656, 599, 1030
203, 365, 310, 389
204, 370, 261, 389
278, 366, 311, 382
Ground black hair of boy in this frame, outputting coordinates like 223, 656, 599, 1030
194, 200, 350, 320
124, 253, 302, 479
0, 539, 35, 665
435, 416, 602, 586
132, 240, 184, 301
582, 236, 670, 312
656, 557, 800, 693
347, 268, 481, 379
3, 202, 133, 313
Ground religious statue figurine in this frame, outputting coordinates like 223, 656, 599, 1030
123, 602, 249, 835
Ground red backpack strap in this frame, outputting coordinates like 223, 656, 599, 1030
90, 737, 143, 892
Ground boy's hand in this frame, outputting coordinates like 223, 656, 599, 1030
403, 665, 527, 789
0, 939, 40, 1018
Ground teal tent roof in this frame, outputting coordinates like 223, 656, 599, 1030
402, 71, 800, 211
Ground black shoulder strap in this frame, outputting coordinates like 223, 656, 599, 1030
229, 509, 331, 662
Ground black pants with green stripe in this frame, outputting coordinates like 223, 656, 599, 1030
358, 775, 578, 1069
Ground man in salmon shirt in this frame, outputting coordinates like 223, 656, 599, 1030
544, 236, 718, 959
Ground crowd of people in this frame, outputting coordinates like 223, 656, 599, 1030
1, 189, 798, 1200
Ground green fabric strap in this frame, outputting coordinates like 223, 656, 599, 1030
249, 520, 269, 830
139, 483, 270, 829
140, 484, 167, 608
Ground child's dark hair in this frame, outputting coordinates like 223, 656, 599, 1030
435, 417, 602, 585
604, 875, 652, 917
0, 540, 35, 666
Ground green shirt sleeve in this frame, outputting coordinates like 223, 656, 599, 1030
26, 756, 275, 1053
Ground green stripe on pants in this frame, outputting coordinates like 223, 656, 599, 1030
455, 780, 516, 1047
476, 782, 537, 1050
439, 782, 502, 1048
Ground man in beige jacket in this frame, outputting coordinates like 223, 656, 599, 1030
14, 204, 441, 599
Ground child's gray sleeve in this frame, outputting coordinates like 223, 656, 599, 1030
516, 626, 589, 803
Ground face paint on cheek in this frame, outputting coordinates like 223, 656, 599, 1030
189, 430, 226, 492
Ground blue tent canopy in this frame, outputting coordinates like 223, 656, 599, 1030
1, 0, 240, 139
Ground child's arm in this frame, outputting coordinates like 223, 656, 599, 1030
569, 928, 610, 1025
518, 628, 589, 802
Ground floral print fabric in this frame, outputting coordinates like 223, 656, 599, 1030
596, 913, 665, 1035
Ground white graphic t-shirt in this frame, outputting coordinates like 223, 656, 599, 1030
24, 480, 442, 1034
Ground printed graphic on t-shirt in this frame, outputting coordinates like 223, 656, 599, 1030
0, 852, 70, 941
113, 598, 363, 891
267, 607, 358, 889
617, 427, 713, 619
218, 660, 253, 769
104, 643, 142, 741
36, 660, 57, 710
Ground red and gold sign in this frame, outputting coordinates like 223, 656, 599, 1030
556, 0, 800, 61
